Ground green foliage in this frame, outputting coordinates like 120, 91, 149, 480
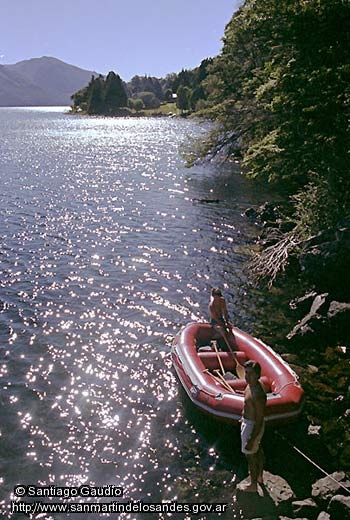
128, 75, 165, 102
292, 175, 347, 237
136, 91, 161, 109
128, 98, 145, 112
104, 71, 128, 113
71, 72, 128, 115
176, 85, 191, 113
71, 60, 212, 117
171, 59, 213, 113
188, 0, 350, 284
87, 75, 105, 115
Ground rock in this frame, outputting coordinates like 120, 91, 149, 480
327, 301, 350, 319
308, 424, 322, 436
327, 494, 350, 519
279, 517, 310, 520
281, 353, 300, 364
312, 472, 350, 504
307, 364, 319, 374
327, 302, 350, 343
299, 223, 350, 300
316, 512, 331, 520
287, 293, 350, 348
244, 207, 259, 220
317, 513, 331, 520
286, 293, 328, 341
292, 498, 319, 519
290, 291, 318, 311
261, 471, 296, 507
244, 202, 281, 226
234, 471, 295, 518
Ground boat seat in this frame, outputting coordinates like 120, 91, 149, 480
226, 375, 273, 393
197, 345, 213, 352
198, 350, 247, 372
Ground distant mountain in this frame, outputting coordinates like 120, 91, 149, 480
0, 56, 99, 107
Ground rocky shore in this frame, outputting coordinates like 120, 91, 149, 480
232, 470, 350, 519
229, 202, 350, 519
170, 203, 349, 519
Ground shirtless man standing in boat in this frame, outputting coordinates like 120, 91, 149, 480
208, 287, 236, 350
239, 360, 267, 493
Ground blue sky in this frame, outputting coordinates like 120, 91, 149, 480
0, 0, 241, 80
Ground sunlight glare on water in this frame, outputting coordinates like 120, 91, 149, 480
0, 109, 269, 518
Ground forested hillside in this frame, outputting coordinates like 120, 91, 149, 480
70, 59, 213, 115
190, 0, 350, 300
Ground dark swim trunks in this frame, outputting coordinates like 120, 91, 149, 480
210, 318, 225, 327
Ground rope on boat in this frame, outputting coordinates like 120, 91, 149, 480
274, 380, 301, 395
190, 384, 223, 400
274, 430, 350, 495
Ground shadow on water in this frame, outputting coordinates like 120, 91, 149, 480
178, 386, 243, 465
176, 382, 337, 519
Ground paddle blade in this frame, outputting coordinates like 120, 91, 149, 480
236, 362, 245, 379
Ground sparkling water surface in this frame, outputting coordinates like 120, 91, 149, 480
0, 107, 273, 518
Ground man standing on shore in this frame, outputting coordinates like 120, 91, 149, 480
239, 360, 266, 493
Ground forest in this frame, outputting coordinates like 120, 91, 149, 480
190, 0, 350, 302
70, 58, 213, 115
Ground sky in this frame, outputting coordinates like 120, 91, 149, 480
0, 0, 241, 81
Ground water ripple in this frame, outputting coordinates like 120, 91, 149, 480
0, 108, 274, 518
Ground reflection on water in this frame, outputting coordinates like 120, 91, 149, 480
0, 109, 274, 518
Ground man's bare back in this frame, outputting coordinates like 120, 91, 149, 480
208, 288, 236, 350
208, 294, 229, 325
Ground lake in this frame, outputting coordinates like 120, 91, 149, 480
0, 107, 284, 519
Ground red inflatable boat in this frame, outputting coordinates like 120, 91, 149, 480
172, 322, 304, 425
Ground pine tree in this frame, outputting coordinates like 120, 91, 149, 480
104, 72, 128, 113
87, 76, 105, 115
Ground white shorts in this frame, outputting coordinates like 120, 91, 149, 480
241, 418, 265, 455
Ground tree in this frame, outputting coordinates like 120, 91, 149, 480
137, 91, 160, 109
176, 85, 191, 113
188, 0, 350, 285
128, 98, 145, 112
87, 75, 105, 115
104, 71, 128, 112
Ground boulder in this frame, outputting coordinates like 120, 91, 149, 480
299, 223, 350, 300
316, 512, 331, 520
327, 494, 350, 519
287, 293, 350, 347
292, 497, 319, 519
234, 471, 295, 518
287, 293, 328, 341
327, 301, 350, 343
279, 517, 310, 520
311, 472, 350, 504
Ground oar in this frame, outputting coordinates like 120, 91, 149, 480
220, 325, 246, 379
203, 369, 236, 394
213, 369, 237, 393
232, 351, 245, 380
212, 340, 226, 376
